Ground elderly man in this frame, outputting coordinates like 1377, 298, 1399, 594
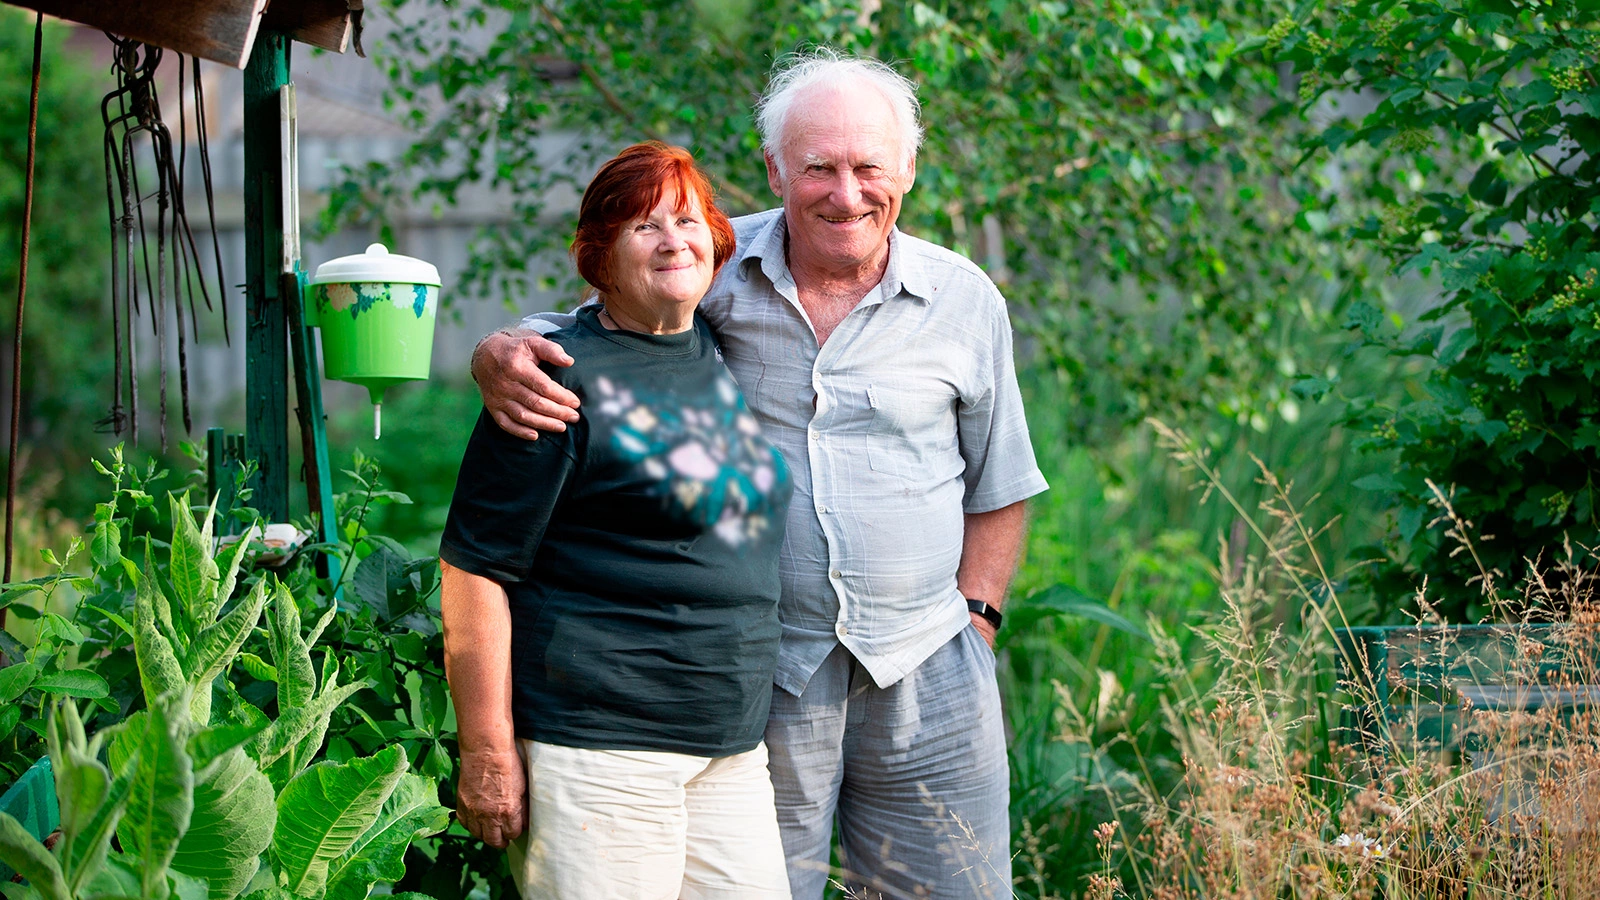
470, 50, 1047, 899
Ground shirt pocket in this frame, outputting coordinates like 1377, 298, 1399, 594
865, 382, 916, 481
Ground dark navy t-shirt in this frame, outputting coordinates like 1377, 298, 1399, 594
440, 305, 793, 756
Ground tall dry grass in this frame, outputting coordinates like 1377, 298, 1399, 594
1051, 420, 1600, 900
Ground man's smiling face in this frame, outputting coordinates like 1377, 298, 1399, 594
766, 82, 915, 277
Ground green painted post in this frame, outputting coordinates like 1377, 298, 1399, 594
242, 32, 290, 522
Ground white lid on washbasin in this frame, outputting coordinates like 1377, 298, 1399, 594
310, 242, 441, 287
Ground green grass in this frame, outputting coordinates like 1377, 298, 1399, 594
1002, 362, 1398, 897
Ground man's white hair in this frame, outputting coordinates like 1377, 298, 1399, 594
756, 47, 923, 178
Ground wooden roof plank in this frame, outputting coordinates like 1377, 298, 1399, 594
5, 0, 270, 68
262, 0, 352, 54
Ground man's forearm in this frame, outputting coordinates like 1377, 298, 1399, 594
440, 560, 517, 754
956, 501, 1028, 610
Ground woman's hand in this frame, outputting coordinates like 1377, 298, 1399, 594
441, 560, 526, 849
471, 329, 581, 440
456, 745, 529, 849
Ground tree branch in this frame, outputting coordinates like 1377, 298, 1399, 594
532, 1, 761, 211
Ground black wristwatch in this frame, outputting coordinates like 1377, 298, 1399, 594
967, 599, 1003, 631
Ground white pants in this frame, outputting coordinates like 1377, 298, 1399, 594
508, 740, 791, 899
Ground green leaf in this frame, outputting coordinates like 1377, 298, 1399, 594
134, 565, 187, 709
84, 603, 134, 639
0, 812, 68, 900
0, 582, 44, 610
239, 889, 298, 900
168, 493, 220, 630
170, 747, 275, 900
91, 520, 123, 571
1290, 375, 1333, 401
1436, 327, 1476, 365
33, 668, 110, 700
273, 746, 409, 898
80, 851, 141, 898
212, 523, 255, 621
37, 614, 85, 648
1013, 584, 1147, 640
266, 580, 316, 711
170, 869, 211, 900
0, 704, 19, 742
235, 652, 278, 684
50, 702, 135, 896
259, 663, 369, 786
115, 698, 195, 900
183, 578, 269, 726
323, 774, 450, 900
0, 662, 38, 704
1353, 473, 1404, 492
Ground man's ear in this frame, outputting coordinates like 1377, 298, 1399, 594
902, 155, 917, 192
765, 152, 784, 199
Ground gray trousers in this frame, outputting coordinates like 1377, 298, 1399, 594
765, 626, 1011, 899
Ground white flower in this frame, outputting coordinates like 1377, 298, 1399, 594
668, 441, 720, 480
1334, 832, 1385, 858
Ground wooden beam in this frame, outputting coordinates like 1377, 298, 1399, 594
262, 0, 351, 54
5, 0, 269, 68
243, 32, 290, 521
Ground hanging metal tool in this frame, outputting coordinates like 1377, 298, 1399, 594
97, 35, 227, 451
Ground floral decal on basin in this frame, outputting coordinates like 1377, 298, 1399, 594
316, 283, 438, 320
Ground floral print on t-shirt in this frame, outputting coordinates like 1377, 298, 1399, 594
590, 372, 788, 549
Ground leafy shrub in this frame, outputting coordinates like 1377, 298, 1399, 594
1279, 0, 1600, 617
0, 451, 453, 899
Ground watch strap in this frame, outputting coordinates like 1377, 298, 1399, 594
966, 599, 1003, 631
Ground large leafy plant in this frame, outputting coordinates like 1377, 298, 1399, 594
0, 484, 449, 899
1278, 0, 1600, 616
0, 448, 163, 783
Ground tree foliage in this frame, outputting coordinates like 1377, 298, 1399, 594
1281, 0, 1599, 616
334, 0, 1382, 437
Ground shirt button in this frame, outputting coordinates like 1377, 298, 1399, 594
836, 623, 849, 638
809, 430, 818, 441
816, 504, 828, 514
829, 569, 841, 579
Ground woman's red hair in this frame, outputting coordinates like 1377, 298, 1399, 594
572, 141, 737, 296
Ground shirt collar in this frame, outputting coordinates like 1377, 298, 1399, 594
739, 212, 935, 304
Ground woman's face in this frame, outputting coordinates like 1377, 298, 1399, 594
606, 187, 716, 314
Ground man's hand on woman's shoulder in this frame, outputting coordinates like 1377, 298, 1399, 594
471, 329, 582, 441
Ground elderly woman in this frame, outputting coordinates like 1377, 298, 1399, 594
438, 142, 792, 899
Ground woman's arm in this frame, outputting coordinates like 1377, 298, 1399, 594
440, 559, 527, 848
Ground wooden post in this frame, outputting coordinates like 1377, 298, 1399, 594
242, 32, 289, 522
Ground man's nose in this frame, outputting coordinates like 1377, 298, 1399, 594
831, 170, 862, 207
